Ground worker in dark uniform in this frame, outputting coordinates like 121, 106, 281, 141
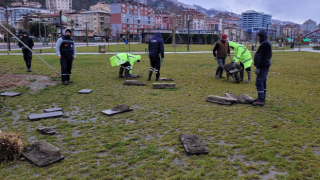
18, 31, 34, 72
252, 30, 272, 107
55, 29, 76, 85
148, 32, 164, 81
213, 34, 230, 79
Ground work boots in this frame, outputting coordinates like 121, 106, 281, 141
124, 69, 132, 79
148, 71, 153, 81
246, 71, 251, 83
240, 71, 244, 81
118, 67, 124, 78
219, 68, 225, 78
215, 66, 220, 79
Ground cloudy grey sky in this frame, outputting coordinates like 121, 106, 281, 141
179, 0, 320, 24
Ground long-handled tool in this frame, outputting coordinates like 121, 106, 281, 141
0, 22, 60, 77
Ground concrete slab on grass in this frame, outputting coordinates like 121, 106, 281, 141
179, 134, 209, 155
101, 108, 133, 116
0, 92, 21, 97
37, 127, 56, 135
123, 80, 146, 86
78, 89, 93, 94
22, 140, 64, 167
44, 108, 63, 113
159, 78, 174, 81
28, 111, 63, 121
153, 83, 175, 89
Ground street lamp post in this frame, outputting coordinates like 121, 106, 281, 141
187, 18, 193, 51
5, 0, 10, 51
85, 22, 89, 47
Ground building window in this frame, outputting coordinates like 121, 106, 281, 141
130, 5, 132, 8
122, 4, 125, 7
134, 6, 137, 9
145, 8, 147, 10
122, 9, 125, 12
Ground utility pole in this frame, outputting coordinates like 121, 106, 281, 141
5, 0, 11, 51
59, 11, 63, 36
172, 15, 176, 46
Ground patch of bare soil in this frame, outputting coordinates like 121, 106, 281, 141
0, 73, 58, 93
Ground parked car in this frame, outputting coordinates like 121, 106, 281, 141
94, 37, 101, 41
29, 36, 36, 39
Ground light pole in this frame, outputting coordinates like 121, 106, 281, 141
187, 18, 193, 51
59, 11, 63, 36
5, 0, 10, 51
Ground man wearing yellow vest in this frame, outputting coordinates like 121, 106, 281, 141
110, 53, 141, 79
229, 41, 253, 83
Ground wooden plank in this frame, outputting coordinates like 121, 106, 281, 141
0, 92, 21, 97
101, 108, 133, 116
44, 108, 63, 113
28, 111, 63, 121
153, 83, 175, 89
78, 89, 93, 94
179, 134, 209, 155
123, 80, 146, 86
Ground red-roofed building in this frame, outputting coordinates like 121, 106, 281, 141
177, 9, 207, 30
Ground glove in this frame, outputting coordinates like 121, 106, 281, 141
214, 57, 217, 60
255, 68, 260, 75
233, 62, 237, 68
137, 60, 140, 62
161, 58, 163, 63
21, 46, 26, 50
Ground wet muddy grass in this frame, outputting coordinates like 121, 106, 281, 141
0, 52, 320, 179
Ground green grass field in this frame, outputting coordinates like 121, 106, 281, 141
1, 43, 292, 54
0, 51, 320, 179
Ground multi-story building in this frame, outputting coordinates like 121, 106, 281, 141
154, 12, 173, 29
11, 1, 42, 8
90, 1, 110, 12
71, 10, 110, 38
177, 9, 207, 30
223, 17, 242, 27
283, 24, 298, 39
303, 19, 317, 34
46, 0, 73, 13
7, 7, 50, 30
241, 10, 272, 34
213, 13, 232, 20
109, 0, 154, 37
205, 20, 219, 31
222, 25, 246, 41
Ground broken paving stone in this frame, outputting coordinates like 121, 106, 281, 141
131, 74, 141, 78
28, 111, 63, 121
159, 78, 174, 81
206, 95, 238, 105
102, 105, 133, 116
0, 92, 21, 97
37, 127, 56, 135
22, 140, 64, 167
78, 89, 93, 94
179, 134, 209, 155
225, 93, 254, 104
44, 108, 63, 113
123, 80, 146, 86
153, 83, 175, 89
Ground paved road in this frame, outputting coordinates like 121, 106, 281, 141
0, 42, 136, 51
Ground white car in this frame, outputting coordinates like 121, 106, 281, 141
94, 37, 101, 41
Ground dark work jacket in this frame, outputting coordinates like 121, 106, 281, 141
254, 31, 272, 69
18, 32, 34, 53
60, 36, 75, 56
148, 32, 164, 58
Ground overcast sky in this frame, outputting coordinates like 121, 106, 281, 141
180, 0, 320, 24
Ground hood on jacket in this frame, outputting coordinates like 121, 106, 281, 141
22, 31, 28, 37
257, 29, 268, 43
155, 32, 162, 39
228, 41, 239, 49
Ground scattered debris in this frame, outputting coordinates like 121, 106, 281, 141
272, 124, 281, 128
22, 140, 64, 167
44, 108, 63, 113
28, 111, 63, 121
179, 134, 209, 155
206, 93, 255, 105
37, 127, 56, 135
101, 104, 133, 116
78, 89, 93, 94
0, 92, 21, 97
123, 80, 146, 86
159, 78, 174, 81
153, 83, 175, 89
0, 131, 23, 163
111, 104, 130, 111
